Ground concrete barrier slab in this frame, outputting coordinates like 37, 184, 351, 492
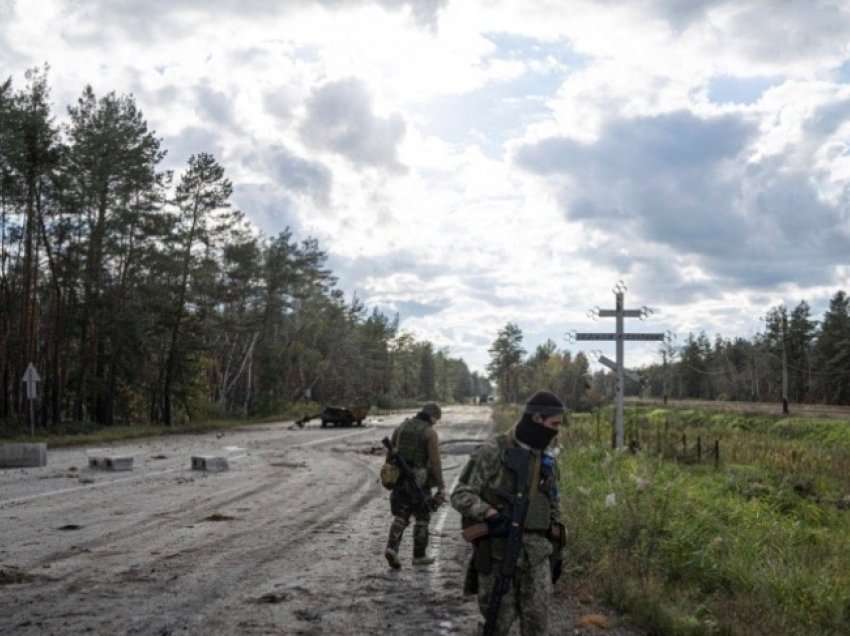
191, 456, 228, 472
0, 443, 47, 468
88, 455, 134, 471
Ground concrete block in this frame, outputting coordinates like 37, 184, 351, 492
191, 455, 228, 472
0, 443, 47, 468
88, 455, 134, 471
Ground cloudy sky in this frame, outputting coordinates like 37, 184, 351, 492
3, 0, 850, 372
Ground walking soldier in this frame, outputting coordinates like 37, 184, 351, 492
384, 402, 446, 568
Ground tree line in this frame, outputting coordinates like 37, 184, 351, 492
606, 292, 850, 405
486, 322, 594, 410
487, 291, 850, 410
0, 68, 489, 433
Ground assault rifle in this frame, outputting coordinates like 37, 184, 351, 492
381, 436, 439, 512
482, 447, 531, 636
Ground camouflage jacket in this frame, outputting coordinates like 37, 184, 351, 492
451, 427, 561, 565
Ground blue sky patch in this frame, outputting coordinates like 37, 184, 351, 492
707, 74, 783, 105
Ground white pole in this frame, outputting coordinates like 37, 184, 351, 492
615, 291, 625, 449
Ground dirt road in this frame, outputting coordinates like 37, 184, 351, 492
1, 406, 645, 635
1, 406, 492, 635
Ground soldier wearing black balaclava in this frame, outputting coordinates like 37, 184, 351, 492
451, 390, 567, 636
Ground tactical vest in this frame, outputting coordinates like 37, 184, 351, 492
481, 434, 553, 532
396, 417, 430, 469
473, 434, 556, 572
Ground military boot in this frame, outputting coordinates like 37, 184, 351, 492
412, 521, 431, 565
385, 546, 402, 569
385, 516, 406, 570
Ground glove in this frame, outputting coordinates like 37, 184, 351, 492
485, 512, 511, 538
432, 490, 447, 506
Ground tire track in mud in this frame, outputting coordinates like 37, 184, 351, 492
4, 427, 378, 569
25, 470, 306, 570
154, 452, 385, 632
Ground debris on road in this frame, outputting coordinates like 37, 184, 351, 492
294, 609, 322, 623
269, 460, 307, 468
577, 613, 610, 630
202, 513, 237, 522
0, 566, 34, 585
191, 455, 228, 472
252, 592, 289, 604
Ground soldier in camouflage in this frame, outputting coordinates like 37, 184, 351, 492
384, 402, 446, 569
451, 390, 566, 636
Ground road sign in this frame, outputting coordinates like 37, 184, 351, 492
21, 363, 40, 438
576, 333, 617, 341
622, 333, 665, 341
598, 309, 642, 318
22, 363, 40, 400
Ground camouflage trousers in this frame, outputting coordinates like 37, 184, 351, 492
387, 485, 431, 557
476, 553, 551, 636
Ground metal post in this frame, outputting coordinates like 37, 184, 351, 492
615, 291, 625, 449
781, 319, 789, 415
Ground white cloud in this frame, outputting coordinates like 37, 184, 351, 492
4, 0, 850, 373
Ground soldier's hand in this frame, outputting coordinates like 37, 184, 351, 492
433, 490, 447, 506
485, 512, 511, 537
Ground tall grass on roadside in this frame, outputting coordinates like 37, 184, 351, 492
549, 407, 850, 635
628, 407, 850, 496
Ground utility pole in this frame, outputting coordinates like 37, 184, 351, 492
569, 281, 664, 449
780, 314, 789, 415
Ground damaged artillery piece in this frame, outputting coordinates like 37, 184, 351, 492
296, 404, 370, 429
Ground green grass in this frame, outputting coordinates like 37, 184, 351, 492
496, 404, 850, 635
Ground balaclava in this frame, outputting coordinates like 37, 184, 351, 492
515, 390, 565, 449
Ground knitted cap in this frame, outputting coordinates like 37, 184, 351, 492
523, 390, 566, 417
419, 402, 442, 421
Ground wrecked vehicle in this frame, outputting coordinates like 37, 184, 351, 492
296, 405, 370, 428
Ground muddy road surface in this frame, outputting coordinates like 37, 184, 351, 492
1, 406, 491, 635
1, 405, 644, 635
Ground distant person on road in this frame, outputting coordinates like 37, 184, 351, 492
384, 402, 446, 569
451, 390, 566, 636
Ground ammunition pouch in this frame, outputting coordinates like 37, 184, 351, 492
380, 462, 400, 490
